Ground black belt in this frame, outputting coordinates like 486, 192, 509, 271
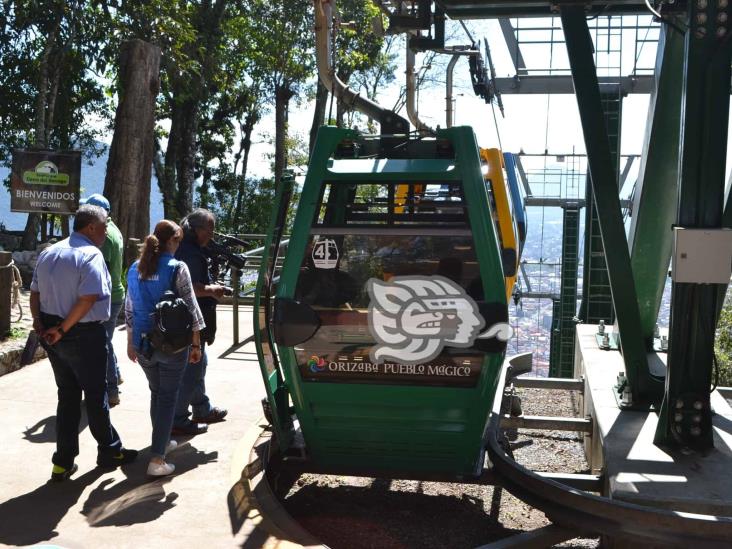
40, 313, 102, 328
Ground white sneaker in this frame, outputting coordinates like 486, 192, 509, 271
147, 460, 175, 477
165, 440, 178, 455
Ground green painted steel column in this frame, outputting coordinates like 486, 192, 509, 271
550, 206, 580, 378
579, 88, 620, 327
655, 4, 732, 450
628, 25, 684, 348
560, 6, 658, 403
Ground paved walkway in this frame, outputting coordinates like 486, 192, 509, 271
0, 304, 266, 548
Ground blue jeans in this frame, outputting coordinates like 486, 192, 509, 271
41, 313, 122, 469
174, 345, 213, 427
137, 346, 189, 457
102, 300, 124, 398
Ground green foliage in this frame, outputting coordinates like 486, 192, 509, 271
6, 326, 28, 341
0, 1, 111, 175
714, 293, 732, 387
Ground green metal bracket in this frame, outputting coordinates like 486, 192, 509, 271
655, 4, 732, 450
628, 25, 684, 349
560, 5, 660, 404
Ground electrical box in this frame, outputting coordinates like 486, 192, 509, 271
672, 228, 732, 284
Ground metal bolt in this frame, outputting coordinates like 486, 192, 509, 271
698, 0, 708, 8
674, 413, 684, 422
598, 320, 606, 335
653, 324, 660, 338
698, 13, 709, 23
720, 0, 729, 9
717, 26, 727, 37
660, 335, 669, 351
719, 12, 729, 22
697, 27, 708, 38
693, 414, 702, 423
693, 401, 703, 410
676, 399, 684, 409
690, 426, 702, 436
602, 333, 610, 348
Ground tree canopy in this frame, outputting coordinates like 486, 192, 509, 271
0, 0, 400, 243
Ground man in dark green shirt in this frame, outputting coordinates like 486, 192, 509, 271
81, 194, 125, 406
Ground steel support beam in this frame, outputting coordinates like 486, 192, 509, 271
561, 5, 657, 403
628, 25, 684, 348
439, 1, 654, 19
498, 18, 527, 75
550, 206, 580, 378
655, 4, 732, 450
618, 155, 636, 195
495, 75, 653, 95
514, 155, 532, 196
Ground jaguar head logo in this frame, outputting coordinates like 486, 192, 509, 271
367, 275, 486, 365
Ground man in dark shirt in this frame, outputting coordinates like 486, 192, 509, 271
172, 209, 228, 434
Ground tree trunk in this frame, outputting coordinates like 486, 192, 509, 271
233, 110, 258, 229
22, 15, 62, 250
174, 99, 198, 219
103, 39, 161, 267
274, 84, 293, 187
309, 81, 328, 155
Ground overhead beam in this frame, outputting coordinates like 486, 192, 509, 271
495, 75, 653, 95
439, 0, 657, 19
561, 5, 658, 404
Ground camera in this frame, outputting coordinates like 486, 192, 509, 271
205, 239, 247, 271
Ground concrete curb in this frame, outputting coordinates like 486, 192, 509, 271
0, 338, 46, 377
228, 418, 326, 548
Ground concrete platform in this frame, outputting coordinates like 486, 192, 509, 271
576, 324, 732, 516
0, 305, 297, 548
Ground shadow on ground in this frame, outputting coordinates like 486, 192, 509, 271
279, 481, 520, 549
0, 468, 106, 546
23, 407, 89, 444
81, 444, 218, 527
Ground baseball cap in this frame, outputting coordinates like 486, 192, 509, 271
80, 193, 111, 212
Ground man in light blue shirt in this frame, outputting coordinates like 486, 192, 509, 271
30, 205, 138, 481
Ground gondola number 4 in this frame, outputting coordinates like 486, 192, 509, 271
312, 238, 339, 269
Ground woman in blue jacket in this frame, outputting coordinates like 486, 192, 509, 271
125, 220, 205, 476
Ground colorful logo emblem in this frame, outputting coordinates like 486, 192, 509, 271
308, 355, 326, 373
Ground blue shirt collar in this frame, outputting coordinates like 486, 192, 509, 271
71, 232, 97, 247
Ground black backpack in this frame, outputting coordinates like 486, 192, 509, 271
148, 263, 193, 354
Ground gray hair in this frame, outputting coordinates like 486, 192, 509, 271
74, 204, 107, 231
181, 208, 215, 237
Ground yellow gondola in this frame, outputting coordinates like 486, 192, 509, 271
480, 148, 520, 300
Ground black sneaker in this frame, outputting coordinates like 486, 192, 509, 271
51, 463, 79, 482
97, 448, 139, 468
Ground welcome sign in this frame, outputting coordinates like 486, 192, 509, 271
10, 149, 81, 214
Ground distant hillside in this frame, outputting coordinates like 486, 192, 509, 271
1, 146, 165, 232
